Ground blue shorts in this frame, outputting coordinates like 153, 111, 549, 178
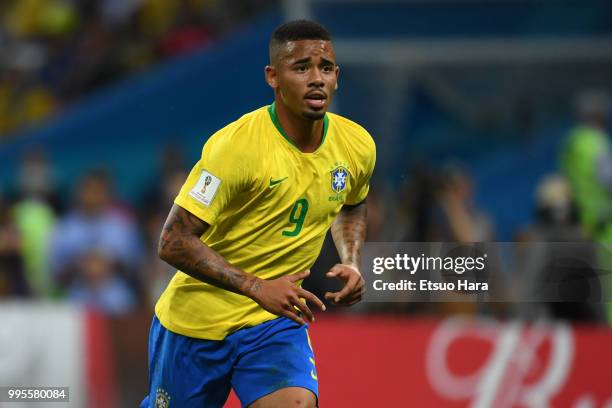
140, 316, 318, 408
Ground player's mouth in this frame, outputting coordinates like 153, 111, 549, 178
304, 92, 327, 109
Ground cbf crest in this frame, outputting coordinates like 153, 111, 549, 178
155, 388, 171, 408
331, 166, 349, 193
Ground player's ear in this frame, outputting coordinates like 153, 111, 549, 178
334, 65, 340, 91
265, 65, 278, 89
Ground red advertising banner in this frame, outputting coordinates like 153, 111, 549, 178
226, 315, 612, 407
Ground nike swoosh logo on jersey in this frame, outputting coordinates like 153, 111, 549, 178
269, 177, 288, 188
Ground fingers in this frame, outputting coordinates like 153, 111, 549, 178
324, 291, 340, 302
297, 287, 326, 312
326, 263, 359, 279
325, 264, 344, 278
260, 271, 323, 325
291, 297, 315, 323
327, 274, 358, 302
325, 264, 365, 304
289, 269, 310, 282
335, 282, 354, 302
344, 289, 365, 306
281, 304, 306, 325
291, 286, 328, 322
325, 275, 365, 305
325, 289, 363, 306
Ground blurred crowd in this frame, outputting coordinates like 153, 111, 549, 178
0, 89, 611, 326
0, 145, 188, 315
0, 0, 275, 138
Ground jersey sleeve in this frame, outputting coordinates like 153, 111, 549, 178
345, 135, 376, 205
174, 129, 252, 225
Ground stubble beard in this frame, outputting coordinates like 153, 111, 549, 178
302, 110, 326, 120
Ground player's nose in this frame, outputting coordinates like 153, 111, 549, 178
308, 67, 324, 87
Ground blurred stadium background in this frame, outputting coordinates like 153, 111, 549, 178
1, 0, 612, 406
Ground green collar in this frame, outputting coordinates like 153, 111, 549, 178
267, 101, 329, 152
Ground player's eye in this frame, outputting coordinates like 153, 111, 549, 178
322, 64, 334, 72
295, 64, 308, 72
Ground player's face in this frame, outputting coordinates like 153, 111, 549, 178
267, 39, 339, 120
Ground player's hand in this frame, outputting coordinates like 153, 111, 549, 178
324, 264, 365, 306
248, 270, 326, 325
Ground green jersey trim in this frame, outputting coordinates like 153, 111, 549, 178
267, 102, 329, 153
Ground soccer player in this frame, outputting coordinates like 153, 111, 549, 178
141, 20, 376, 408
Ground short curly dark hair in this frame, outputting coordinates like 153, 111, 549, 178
271, 19, 331, 43
269, 20, 332, 62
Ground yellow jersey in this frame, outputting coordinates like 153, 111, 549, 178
155, 102, 376, 340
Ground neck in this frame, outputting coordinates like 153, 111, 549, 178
274, 99, 325, 153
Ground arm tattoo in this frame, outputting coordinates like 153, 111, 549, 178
158, 204, 259, 296
331, 201, 367, 267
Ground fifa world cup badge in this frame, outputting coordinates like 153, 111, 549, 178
200, 175, 212, 194
189, 170, 220, 206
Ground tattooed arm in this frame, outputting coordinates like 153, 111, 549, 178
325, 201, 367, 306
331, 201, 367, 268
158, 204, 325, 324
